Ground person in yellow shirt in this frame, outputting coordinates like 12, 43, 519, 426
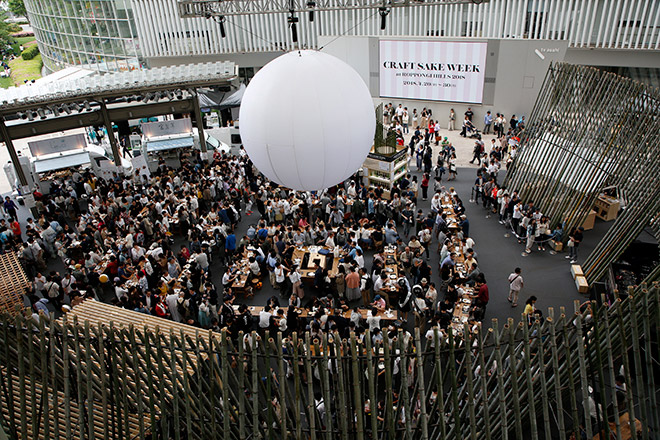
523, 296, 537, 324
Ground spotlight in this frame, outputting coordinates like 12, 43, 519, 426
52, 107, 60, 117
17, 112, 27, 120
37, 108, 46, 119
218, 16, 226, 38
307, 1, 315, 21
288, 12, 299, 43
63, 105, 72, 115
126, 95, 134, 103
27, 112, 35, 121
83, 101, 92, 111
379, 7, 390, 30
176, 90, 183, 100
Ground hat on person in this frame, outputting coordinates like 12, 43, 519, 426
421, 278, 428, 283
114, 277, 121, 283
374, 295, 381, 300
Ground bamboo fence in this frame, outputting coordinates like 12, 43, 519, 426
504, 63, 660, 285
0, 283, 658, 439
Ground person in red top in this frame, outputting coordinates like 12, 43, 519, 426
421, 173, 430, 201
9, 218, 21, 243
472, 273, 489, 307
105, 255, 119, 277
155, 297, 169, 318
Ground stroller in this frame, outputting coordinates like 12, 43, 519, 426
461, 120, 481, 139
467, 126, 482, 139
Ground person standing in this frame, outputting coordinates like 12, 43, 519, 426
420, 173, 430, 201
566, 226, 584, 264
464, 107, 474, 122
402, 108, 409, 134
448, 109, 455, 131
483, 111, 493, 134
507, 267, 523, 307
3, 196, 18, 220
345, 266, 361, 302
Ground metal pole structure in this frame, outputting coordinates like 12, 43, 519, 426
98, 100, 122, 166
190, 89, 208, 154
0, 118, 29, 190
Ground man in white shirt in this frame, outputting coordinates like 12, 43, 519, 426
259, 305, 273, 329
195, 251, 209, 272
507, 267, 524, 307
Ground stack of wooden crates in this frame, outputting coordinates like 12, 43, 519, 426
571, 264, 589, 294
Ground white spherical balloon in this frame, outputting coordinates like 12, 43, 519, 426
240, 50, 375, 191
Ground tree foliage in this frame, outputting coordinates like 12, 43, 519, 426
8, 0, 27, 18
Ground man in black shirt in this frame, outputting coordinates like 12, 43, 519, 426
465, 107, 474, 122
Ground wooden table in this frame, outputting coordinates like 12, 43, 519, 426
292, 246, 340, 280
233, 304, 309, 319
451, 295, 474, 333
592, 412, 642, 440
382, 245, 400, 293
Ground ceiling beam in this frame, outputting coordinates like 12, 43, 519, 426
3, 99, 196, 142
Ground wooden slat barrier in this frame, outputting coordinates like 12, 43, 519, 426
0, 252, 30, 316
0, 284, 657, 439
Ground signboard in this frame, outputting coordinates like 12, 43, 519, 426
379, 40, 488, 104
28, 134, 87, 158
131, 155, 151, 178
141, 118, 193, 138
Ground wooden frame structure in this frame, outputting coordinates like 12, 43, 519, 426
504, 63, 660, 285
0, 283, 658, 439
0, 253, 30, 317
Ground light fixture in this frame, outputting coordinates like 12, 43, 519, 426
240, 50, 375, 191
17, 112, 27, 120
27, 111, 35, 121
37, 108, 46, 119
176, 90, 183, 99
52, 107, 61, 117
83, 101, 92, 111
126, 95, 134, 103
288, 11, 299, 43
218, 16, 226, 38
63, 105, 72, 115
379, 7, 390, 30
307, 1, 315, 21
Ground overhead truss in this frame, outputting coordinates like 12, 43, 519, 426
178, 0, 488, 17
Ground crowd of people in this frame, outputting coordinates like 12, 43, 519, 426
7, 102, 562, 352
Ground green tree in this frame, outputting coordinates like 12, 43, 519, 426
8, 0, 27, 18
0, 12, 16, 49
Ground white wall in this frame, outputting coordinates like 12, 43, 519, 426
319, 36, 568, 129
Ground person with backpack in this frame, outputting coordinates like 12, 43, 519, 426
507, 267, 524, 307
397, 281, 414, 322
359, 267, 372, 306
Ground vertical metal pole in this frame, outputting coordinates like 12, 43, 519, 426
0, 117, 29, 189
98, 100, 122, 164
190, 89, 208, 153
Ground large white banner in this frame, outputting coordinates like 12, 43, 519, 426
28, 134, 87, 157
379, 40, 488, 104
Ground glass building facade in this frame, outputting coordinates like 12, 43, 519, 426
24, 0, 660, 74
24, 0, 143, 73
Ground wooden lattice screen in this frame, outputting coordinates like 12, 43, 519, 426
0, 284, 658, 440
0, 252, 30, 317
